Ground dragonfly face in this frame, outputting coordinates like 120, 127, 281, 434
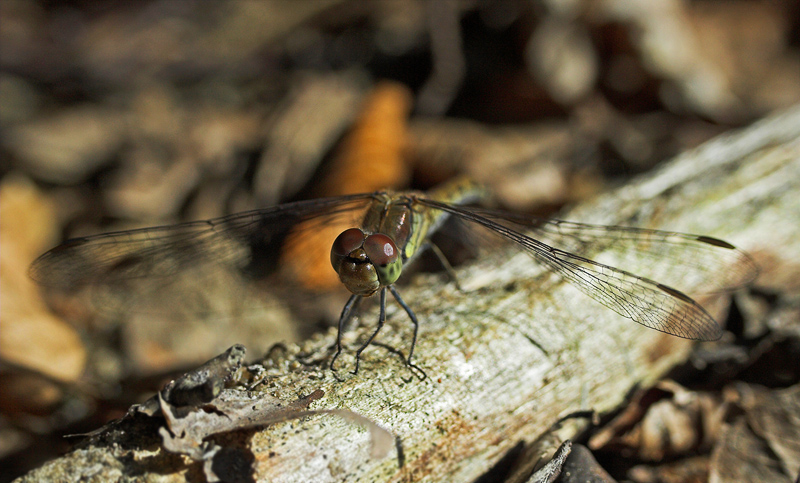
330, 228, 401, 296
330, 192, 434, 297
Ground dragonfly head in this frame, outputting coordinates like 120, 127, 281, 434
331, 228, 402, 296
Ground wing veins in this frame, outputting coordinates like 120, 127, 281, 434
30, 194, 375, 288
418, 199, 723, 340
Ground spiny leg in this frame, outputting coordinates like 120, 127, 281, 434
423, 241, 462, 291
352, 287, 387, 374
330, 294, 362, 371
388, 285, 420, 366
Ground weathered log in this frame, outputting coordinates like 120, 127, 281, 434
17, 104, 800, 483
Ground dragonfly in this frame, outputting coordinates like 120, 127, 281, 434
30, 177, 758, 373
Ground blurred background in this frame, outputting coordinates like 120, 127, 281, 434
1, 0, 799, 481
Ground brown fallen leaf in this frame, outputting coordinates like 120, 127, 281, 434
710, 383, 800, 483
523, 440, 574, 483
157, 388, 403, 481
0, 174, 86, 384
281, 80, 414, 291
589, 380, 724, 461
86, 344, 404, 482
555, 443, 616, 483
627, 455, 710, 483
314, 80, 413, 197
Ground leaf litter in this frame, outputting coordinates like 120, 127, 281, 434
78, 344, 403, 482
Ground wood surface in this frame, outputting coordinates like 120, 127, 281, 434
17, 104, 800, 483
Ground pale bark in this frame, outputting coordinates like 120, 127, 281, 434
17, 104, 800, 483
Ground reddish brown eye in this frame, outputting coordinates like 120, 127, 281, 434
363, 234, 398, 266
332, 228, 365, 257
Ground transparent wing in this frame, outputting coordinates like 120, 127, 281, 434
418, 199, 759, 341
29, 193, 376, 308
29, 193, 382, 371
470, 209, 759, 293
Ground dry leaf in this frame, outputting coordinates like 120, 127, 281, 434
0, 175, 86, 383
589, 380, 724, 461
281, 80, 414, 290
122, 345, 403, 482
5, 107, 126, 184
315, 80, 413, 197
253, 73, 367, 204
710, 383, 800, 482
524, 440, 573, 483
553, 443, 616, 483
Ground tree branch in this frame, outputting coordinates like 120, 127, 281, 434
19, 104, 800, 483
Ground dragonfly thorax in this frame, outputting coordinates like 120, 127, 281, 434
331, 228, 402, 296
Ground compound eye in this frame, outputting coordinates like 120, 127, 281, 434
332, 228, 365, 257
363, 234, 399, 266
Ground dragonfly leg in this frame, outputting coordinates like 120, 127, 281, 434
388, 285, 420, 366
424, 241, 462, 291
330, 294, 361, 371
352, 288, 387, 374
